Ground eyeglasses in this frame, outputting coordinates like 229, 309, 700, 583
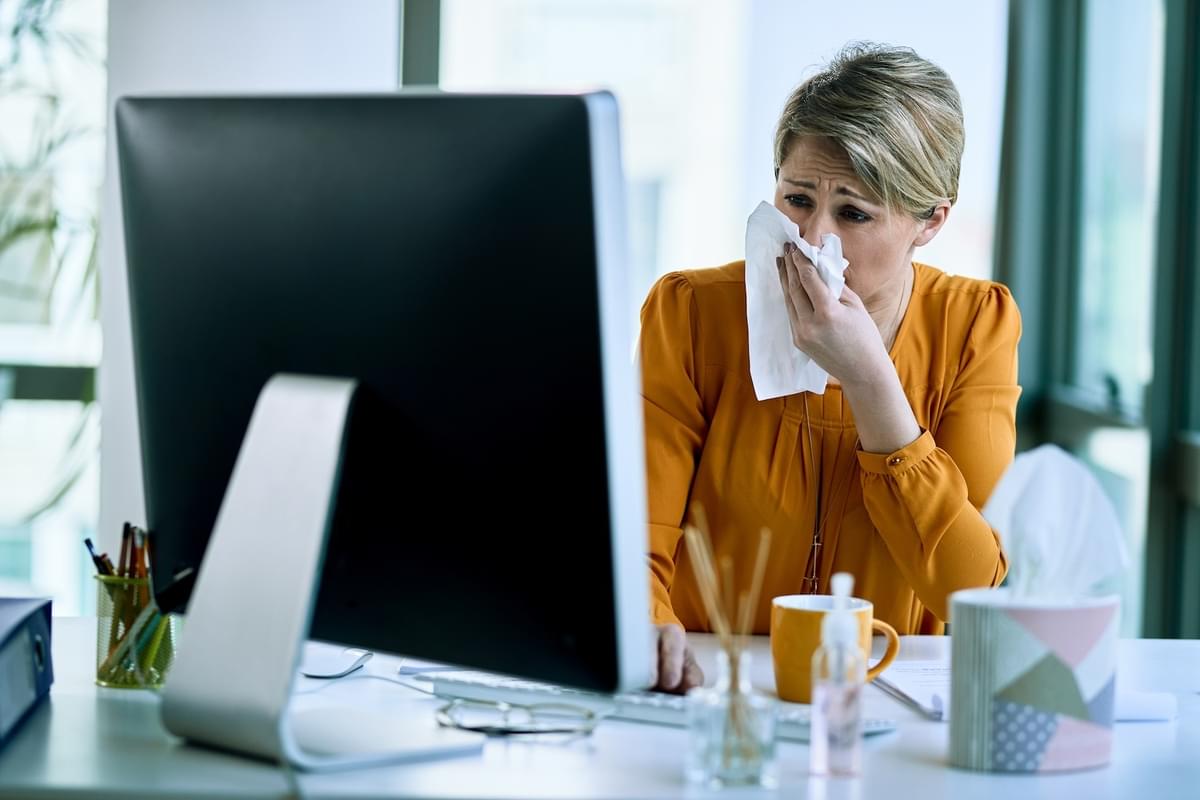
435, 698, 602, 738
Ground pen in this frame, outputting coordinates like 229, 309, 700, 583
140, 614, 170, 674
133, 527, 149, 606
129, 527, 142, 580
98, 603, 157, 679
118, 522, 137, 635
84, 538, 114, 576
118, 523, 132, 578
134, 610, 160, 654
873, 676, 944, 721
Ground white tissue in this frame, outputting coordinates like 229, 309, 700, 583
744, 200, 848, 400
981, 443, 1130, 599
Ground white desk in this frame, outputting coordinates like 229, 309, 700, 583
0, 618, 1196, 799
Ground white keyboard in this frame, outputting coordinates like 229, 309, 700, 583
426, 671, 896, 742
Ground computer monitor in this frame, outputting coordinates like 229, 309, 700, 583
115, 93, 651, 703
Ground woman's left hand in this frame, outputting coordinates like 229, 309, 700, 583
776, 241, 890, 388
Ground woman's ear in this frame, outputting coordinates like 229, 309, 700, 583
913, 202, 951, 247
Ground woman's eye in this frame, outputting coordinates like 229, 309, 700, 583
784, 194, 812, 208
841, 207, 872, 223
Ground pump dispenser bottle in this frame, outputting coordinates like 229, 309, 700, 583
809, 572, 864, 776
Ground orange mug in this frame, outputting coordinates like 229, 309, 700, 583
770, 594, 900, 704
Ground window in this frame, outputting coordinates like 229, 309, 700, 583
1066, 0, 1164, 635
999, 0, 1177, 635
1074, 0, 1163, 412
0, 0, 106, 614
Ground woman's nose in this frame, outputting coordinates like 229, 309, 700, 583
801, 210, 834, 249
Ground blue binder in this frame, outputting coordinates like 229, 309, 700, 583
0, 598, 53, 751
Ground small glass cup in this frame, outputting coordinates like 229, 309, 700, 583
94, 575, 177, 689
686, 649, 777, 788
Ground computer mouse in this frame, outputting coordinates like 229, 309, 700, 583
300, 647, 373, 679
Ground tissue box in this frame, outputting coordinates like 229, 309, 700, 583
948, 589, 1119, 773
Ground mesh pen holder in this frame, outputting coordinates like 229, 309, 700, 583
95, 575, 177, 689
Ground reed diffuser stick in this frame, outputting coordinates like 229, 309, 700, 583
683, 525, 731, 645
719, 556, 736, 636
738, 528, 772, 638
684, 508, 776, 776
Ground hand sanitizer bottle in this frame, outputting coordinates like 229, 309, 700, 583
809, 572, 864, 776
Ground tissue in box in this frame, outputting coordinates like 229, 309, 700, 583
948, 589, 1119, 773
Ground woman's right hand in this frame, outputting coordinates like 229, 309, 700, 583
652, 623, 704, 693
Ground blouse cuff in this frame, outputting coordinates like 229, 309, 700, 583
856, 429, 937, 476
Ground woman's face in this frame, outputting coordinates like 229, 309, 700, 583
773, 135, 947, 303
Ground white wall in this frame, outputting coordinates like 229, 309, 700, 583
99, 0, 401, 555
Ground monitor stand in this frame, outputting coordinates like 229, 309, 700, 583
159, 374, 483, 771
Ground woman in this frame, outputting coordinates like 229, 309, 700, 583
643, 43, 1020, 692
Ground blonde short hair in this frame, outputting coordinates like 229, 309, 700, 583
773, 43, 964, 219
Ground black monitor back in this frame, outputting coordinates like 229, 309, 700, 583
116, 94, 640, 690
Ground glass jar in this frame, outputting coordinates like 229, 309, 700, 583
685, 649, 777, 788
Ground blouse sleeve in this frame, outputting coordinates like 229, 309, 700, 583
639, 272, 708, 627
857, 284, 1022, 621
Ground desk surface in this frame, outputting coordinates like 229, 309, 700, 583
0, 618, 1197, 800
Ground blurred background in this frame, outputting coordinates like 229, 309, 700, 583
0, 0, 1195, 639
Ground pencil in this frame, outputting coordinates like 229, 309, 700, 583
133, 528, 149, 607
140, 614, 170, 675
118, 523, 132, 578
98, 603, 156, 680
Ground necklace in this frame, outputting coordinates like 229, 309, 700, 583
799, 271, 909, 593
799, 393, 859, 595
878, 268, 911, 352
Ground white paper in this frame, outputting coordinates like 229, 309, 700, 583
875, 660, 1176, 722
1115, 689, 1179, 721
744, 201, 848, 400
873, 660, 950, 720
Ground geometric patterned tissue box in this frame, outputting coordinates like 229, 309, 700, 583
948, 588, 1120, 773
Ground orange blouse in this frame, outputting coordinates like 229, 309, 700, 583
640, 260, 1021, 636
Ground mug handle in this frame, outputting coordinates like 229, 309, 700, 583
866, 619, 900, 681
